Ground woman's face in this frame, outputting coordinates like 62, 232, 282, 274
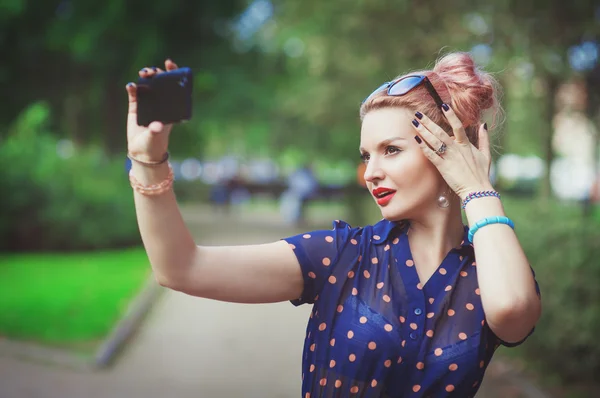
359, 107, 445, 221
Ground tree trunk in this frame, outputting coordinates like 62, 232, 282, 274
104, 75, 128, 155
586, 64, 600, 201
540, 75, 560, 202
495, 76, 509, 161
63, 93, 84, 147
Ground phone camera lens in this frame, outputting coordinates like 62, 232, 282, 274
179, 77, 188, 87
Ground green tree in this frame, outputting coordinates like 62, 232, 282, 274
0, 0, 249, 155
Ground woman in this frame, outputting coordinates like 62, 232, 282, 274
125, 52, 541, 397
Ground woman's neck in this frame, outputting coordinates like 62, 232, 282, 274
406, 203, 465, 267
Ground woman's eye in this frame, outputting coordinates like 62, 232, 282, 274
385, 146, 401, 155
360, 153, 370, 162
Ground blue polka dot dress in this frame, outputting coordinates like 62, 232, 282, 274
283, 219, 539, 397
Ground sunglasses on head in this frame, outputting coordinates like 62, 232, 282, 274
362, 75, 445, 108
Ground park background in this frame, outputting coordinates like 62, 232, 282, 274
1, 0, 600, 397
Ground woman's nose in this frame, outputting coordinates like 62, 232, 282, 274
364, 160, 384, 183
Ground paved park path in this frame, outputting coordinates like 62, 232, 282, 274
0, 204, 549, 398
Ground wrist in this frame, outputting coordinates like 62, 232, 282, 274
464, 196, 505, 226
130, 161, 171, 186
128, 151, 169, 166
129, 161, 174, 196
458, 184, 495, 201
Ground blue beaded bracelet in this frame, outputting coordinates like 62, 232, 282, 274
462, 190, 501, 209
468, 216, 515, 243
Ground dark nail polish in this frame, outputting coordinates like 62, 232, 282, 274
484, 123, 488, 130
415, 111, 423, 120
152, 67, 157, 71
441, 103, 450, 112
412, 119, 420, 128
140, 68, 146, 73
414, 135, 422, 144
127, 82, 133, 87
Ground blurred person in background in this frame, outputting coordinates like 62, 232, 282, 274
280, 162, 319, 227
209, 182, 231, 213
125, 53, 541, 397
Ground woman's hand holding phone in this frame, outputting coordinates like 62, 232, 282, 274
125, 59, 179, 164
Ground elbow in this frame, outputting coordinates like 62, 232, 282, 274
487, 296, 542, 342
489, 295, 541, 323
150, 249, 199, 291
154, 272, 174, 288
153, 270, 187, 292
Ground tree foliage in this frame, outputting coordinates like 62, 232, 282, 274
0, 0, 598, 167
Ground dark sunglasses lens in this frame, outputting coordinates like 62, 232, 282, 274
388, 76, 424, 96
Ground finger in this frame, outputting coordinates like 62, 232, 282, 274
413, 135, 442, 165
126, 82, 137, 114
165, 59, 179, 71
478, 123, 491, 161
440, 104, 469, 144
414, 111, 453, 144
138, 67, 152, 78
148, 121, 165, 134
139, 66, 163, 78
411, 119, 445, 153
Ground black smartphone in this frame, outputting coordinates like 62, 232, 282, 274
136, 67, 193, 127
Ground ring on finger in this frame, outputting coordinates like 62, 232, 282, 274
435, 142, 447, 155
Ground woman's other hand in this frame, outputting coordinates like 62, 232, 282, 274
125, 59, 179, 163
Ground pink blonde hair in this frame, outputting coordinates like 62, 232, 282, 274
359, 52, 502, 147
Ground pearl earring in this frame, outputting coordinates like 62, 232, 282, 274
437, 194, 450, 208
437, 186, 452, 209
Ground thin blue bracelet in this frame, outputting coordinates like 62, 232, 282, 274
468, 216, 515, 243
462, 190, 501, 209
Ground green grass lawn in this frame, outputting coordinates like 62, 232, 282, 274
0, 247, 152, 352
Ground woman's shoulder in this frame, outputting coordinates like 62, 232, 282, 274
284, 219, 406, 251
327, 218, 406, 245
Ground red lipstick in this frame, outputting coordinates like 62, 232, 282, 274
372, 187, 397, 206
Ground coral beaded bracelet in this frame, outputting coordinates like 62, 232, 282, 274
129, 164, 174, 196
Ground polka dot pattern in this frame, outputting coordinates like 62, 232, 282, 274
283, 219, 540, 397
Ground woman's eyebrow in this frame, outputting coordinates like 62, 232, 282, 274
359, 136, 406, 152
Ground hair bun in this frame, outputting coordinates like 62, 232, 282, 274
433, 52, 498, 126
